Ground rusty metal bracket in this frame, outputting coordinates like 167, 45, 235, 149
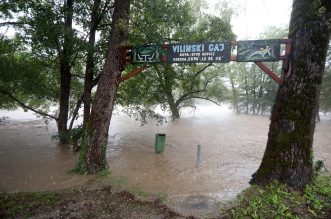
119, 65, 149, 83
254, 61, 284, 85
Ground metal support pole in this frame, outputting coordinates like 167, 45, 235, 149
197, 145, 201, 168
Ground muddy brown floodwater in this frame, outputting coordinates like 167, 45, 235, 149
1, 105, 331, 217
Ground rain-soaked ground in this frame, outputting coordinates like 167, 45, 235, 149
1, 104, 331, 217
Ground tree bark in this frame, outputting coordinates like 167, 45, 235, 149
168, 92, 180, 120
58, 0, 74, 144
155, 65, 181, 120
82, 0, 101, 130
164, 66, 180, 120
84, 0, 130, 173
250, 0, 331, 189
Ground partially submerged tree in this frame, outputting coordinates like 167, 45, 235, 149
119, 1, 235, 121
0, 37, 58, 120
225, 26, 287, 115
76, 0, 131, 173
0, 1, 78, 144
0, 1, 115, 145
250, 0, 331, 189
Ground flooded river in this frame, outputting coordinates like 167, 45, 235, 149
1, 105, 331, 217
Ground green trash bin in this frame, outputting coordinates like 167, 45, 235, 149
155, 133, 166, 153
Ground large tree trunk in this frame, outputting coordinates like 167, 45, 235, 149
82, 0, 101, 130
167, 92, 180, 120
164, 66, 180, 120
250, 0, 331, 189
155, 65, 180, 120
58, 0, 74, 144
82, 0, 130, 173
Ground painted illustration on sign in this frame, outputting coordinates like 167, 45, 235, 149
166, 42, 231, 64
132, 45, 163, 63
237, 40, 280, 62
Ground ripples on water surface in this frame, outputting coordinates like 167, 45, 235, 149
1, 105, 330, 216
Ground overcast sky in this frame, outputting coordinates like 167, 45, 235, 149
206, 0, 292, 40
1, 0, 293, 40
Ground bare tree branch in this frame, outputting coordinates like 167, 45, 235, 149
98, 0, 114, 26
193, 62, 213, 78
71, 74, 85, 79
177, 104, 196, 110
189, 63, 214, 91
92, 73, 102, 86
175, 89, 206, 106
0, 21, 27, 26
68, 94, 84, 130
202, 74, 218, 90
181, 96, 222, 107
0, 89, 58, 120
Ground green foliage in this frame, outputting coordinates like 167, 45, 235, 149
130, 0, 193, 44
109, 177, 128, 187
232, 182, 301, 219
225, 62, 279, 115
120, 1, 235, 120
0, 36, 57, 111
305, 175, 331, 217
121, 105, 167, 125
314, 160, 327, 173
73, 128, 89, 174
73, 127, 108, 174
127, 187, 150, 198
231, 175, 331, 219
0, 192, 61, 218
98, 169, 111, 177
1, 0, 236, 124
157, 192, 167, 204
225, 26, 287, 115
0, 0, 109, 123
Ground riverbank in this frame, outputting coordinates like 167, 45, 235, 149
0, 186, 191, 219
1, 174, 330, 218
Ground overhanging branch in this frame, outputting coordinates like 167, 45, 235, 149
68, 94, 84, 130
0, 21, 27, 26
181, 95, 222, 106
193, 62, 213, 78
0, 89, 58, 121
175, 89, 207, 106
71, 74, 84, 79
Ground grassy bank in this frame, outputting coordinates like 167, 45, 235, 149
0, 187, 190, 219
229, 174, 331, 219
1, 174, 330, 218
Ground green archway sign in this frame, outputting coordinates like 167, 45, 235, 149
237, 39, 281, 62
121, 39, 292, 85
131, 45, 163, 63
167, 42, 231, 63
